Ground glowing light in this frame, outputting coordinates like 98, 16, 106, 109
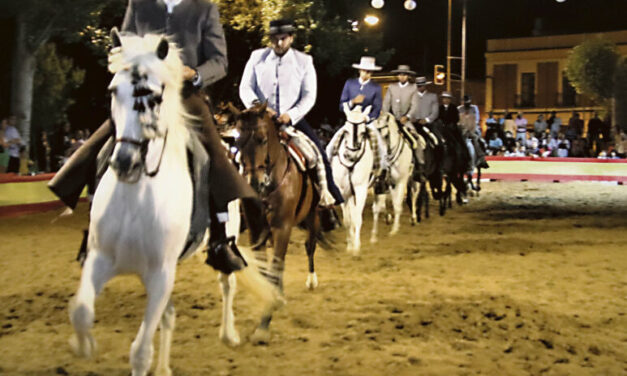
555, 0, 566, 2
371, 0, 384, 9
404, 0, 417, 11
364, 15, 380, 26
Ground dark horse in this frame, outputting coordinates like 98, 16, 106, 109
408, 125, 445, 223
232, 103, 320, 343
439, 123, 470, 214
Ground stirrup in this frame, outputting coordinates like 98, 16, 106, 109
205, 237, 248, 274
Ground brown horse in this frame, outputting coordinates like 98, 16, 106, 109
232, 102, 321, 343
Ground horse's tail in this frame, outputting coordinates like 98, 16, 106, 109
235, 247, 285, 311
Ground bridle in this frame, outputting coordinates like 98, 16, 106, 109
114, 127, 169, 178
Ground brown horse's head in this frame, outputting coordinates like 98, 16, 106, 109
232, 102, 278, 194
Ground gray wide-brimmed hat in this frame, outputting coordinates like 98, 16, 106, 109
415, 76, 432, 86
269, 19, 296, 35
440, 91, 453, 98
391, 64, 416, 75
352, 56, 382, 71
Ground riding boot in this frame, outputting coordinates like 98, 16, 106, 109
204, 197, 248, 274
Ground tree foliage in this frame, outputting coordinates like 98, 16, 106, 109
565, 38, 619, 102
32, 43, 85, 134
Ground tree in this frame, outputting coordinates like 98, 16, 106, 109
565, 38, 626, 136
0, 0, 105, 152
31, 43, 85, 165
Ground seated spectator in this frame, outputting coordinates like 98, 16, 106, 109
533, 114, 548, 138
503, 130, 516, 153
485, 111, 500, 140
597, 150, 608, 159
526, 134, 540, 155
487, 132, 503, 155
609, 150, 621, 159
556, 133, 570, 157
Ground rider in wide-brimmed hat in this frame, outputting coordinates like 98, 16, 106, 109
382, 64, 427, 180
334, 56, 386, 189
239, 18, 344, 212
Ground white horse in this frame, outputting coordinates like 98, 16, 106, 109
69, 30, 278, 376
328, 105, 384, 255
370, 113, 413, 242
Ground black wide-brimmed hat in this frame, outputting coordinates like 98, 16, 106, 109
391, 64, 416, 75
269, 19, 296, 35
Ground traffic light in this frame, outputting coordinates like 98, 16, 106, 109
434, 64, 445, 85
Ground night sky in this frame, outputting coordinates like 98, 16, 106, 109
372, 0, 627, 78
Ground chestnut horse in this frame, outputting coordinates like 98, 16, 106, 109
233, 103, 321, 343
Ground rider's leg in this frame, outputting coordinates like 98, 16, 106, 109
183, 91, 269, 266
293, 119, 344, 205
48, 119, 114, 209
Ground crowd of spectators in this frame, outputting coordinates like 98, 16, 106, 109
484, 110, 624, 159
0, 115, 92, 175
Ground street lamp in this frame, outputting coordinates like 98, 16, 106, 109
364, 15, 380, 26
371, 0, 385, 9
404, 0, 417, 11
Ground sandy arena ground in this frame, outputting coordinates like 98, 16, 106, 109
0, 181, 626, 376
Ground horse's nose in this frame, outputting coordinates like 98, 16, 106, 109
116, 152, 132, 172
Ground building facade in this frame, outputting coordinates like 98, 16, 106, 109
485, 30, 627, 123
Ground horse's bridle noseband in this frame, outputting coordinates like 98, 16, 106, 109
113, 120, 169, 178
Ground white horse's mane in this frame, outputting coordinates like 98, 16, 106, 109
108, 33, 192, 146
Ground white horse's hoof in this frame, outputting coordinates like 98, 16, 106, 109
69, 333, 97, 358
305, 273, 318, 290
462, 198, 469, 204
155, 367, 173, 376
250, 328, 271, 345
385, 213, 393, 225
389, 227, 399, 236
219, 328, 241, 347
370, 236, 378, 244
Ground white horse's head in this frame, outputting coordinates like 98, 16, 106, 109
342, 103, 371, 150
107, 27, 185, 183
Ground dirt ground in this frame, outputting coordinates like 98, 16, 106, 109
0, 181, 626, 376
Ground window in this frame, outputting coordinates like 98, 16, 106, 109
520, 73, 535, 107
562, 74, 576, 106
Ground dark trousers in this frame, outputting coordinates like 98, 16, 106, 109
293, 119, 343, 204
7, 156, 20, 173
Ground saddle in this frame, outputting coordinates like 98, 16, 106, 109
279, 127, 319, 173
96, 131, 210, 260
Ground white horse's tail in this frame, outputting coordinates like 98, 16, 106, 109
234, 247, 285, 311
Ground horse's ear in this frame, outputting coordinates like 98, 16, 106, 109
227, 102, 241, 117
156, 37, 169, 60
110, 27, 122, 49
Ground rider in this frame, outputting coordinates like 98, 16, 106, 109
381, 64, 425, 179
457, 95, 489, 169
437, 91, 466, 147
336, 56, 386, 184
239, 19, 344, 208
47, 0, 269, 274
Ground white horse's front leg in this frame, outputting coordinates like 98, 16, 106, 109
409, 181, 419, 225
390, 180, 407, 235
218, 272, 240, 346
351, 186, 368, 255
130, 268, 176, 376
69, 251, 115, 359
370, 194, 385, 244
155, 299, 175, 376
341, 203, 353, 252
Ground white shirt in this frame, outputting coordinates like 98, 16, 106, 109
240, 48, 317, 125
398, 82, 408, 88
4, 126, 21, 158
164, 0, 183, 13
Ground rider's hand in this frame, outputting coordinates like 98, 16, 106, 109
266, 107, 278, 118
278, 113, 291, 125
183, 66, 197, 81
400, 116, 409, 124
352, 94, 365, 105
418, 119, 427, 125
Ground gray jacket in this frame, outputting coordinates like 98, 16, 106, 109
410, 91, 439, 123
382, 82, 417, 120
122, 0, 228, 88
